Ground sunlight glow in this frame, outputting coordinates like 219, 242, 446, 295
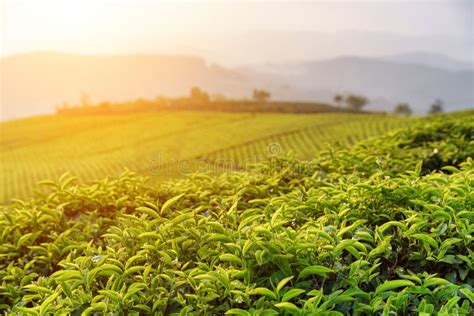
1, 0, 472, 62
14, 1, 103, 36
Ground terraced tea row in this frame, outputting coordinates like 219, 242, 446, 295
205, 115, 413, 167
1, 112, 413, 203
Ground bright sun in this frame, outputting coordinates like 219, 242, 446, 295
3, 0, 105, 39
39, 1, 103, 36
2, 0, 112, 55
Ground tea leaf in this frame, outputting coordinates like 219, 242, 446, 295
298, 265, 335, 279
375, 280, 415, 294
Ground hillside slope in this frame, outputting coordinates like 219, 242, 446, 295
381, 52, 473, 71
0, 114, 472, 314
0, 112, 412, 203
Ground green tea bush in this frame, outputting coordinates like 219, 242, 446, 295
0, 116, 472, 315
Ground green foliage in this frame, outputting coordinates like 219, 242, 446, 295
0, 114, 472, 314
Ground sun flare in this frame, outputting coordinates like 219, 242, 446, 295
3, 0, 105, 44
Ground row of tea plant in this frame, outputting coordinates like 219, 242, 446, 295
0, 114, 472, 314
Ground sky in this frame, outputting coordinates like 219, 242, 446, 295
1, 0, 473, 64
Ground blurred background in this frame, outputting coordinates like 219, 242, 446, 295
0, 0, 473, 202
1, 0, 473, 119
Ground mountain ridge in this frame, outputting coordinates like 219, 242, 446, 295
380, 51, 473, 71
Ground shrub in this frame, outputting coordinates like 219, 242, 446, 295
0, 115, 472, 315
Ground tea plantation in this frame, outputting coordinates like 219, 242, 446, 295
0, 113, 472, 314
0, 112, 412, 203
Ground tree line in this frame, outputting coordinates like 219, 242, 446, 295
57, 88, 357, 116
333, 93, 445, 115
58, 87, 446, 116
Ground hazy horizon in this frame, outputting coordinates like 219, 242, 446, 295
1, 0, 473, 120
2, 0, 473, 66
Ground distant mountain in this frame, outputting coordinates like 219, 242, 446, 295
243, 56, 474, 113
381, 52, 473, 71
1, 52, 473, 119
161, 30, 473, 67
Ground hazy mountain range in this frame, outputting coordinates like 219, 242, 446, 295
241, 53, 473, 112
1, 51, 473, 119
148, 30, 473, 66
381, 52, 473, 71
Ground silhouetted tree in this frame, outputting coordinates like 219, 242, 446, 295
80, 92, 91, 107
394, 103, 412, 116
333, 94, 344, 106
345, 94, 369, 111
134, 98, 149, 109
429, 99, 444, 114
211, 94, 227, 102
252, 89, 271, 102
190, 87, 210, 103
99, 101, 111, 110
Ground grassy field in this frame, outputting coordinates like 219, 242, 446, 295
0, 112, 414, 203
0, 113, 472, 314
